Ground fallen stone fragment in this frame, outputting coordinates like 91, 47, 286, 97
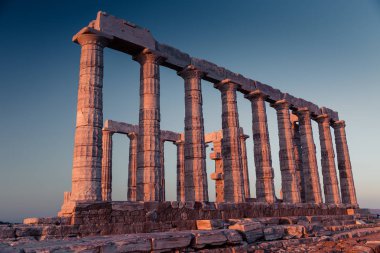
192, 229, 227, 249
229, 221, 264, 243
196, 219, 224, 230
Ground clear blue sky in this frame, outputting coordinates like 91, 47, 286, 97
0, 0, 379, 222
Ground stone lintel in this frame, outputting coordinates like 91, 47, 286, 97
77, 11, 338, 124
320, 106, 339, 122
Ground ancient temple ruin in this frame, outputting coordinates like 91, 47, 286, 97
60, 11, 356, 215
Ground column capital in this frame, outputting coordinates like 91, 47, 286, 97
127, 132, 138, 140
175, 139, 184, 145
214, 79, 240, 92
240, 134, 249, 140
333, 120, 346, 129
102, 129, 114, 136
76, 33, 110, 47
177, 65, 205, 79
133, 48, 166, 65
315, 114, 330, 124
295, 107, 311, 116
244, 90, 268, 101
271, 99, 290, 110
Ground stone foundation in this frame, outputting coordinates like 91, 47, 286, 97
22, 201, 358, 237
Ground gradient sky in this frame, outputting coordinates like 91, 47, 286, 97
1, 0, 379, 223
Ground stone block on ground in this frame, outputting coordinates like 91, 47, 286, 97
150, 231, 193, 250
264, 225, 285, 241
192, 229, 227, 249
229, 221, 264, 243
196, 219, 225, 230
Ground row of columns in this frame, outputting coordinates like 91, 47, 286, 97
69, 33, 357, 206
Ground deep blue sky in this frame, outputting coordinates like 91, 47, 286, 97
0, 0, 379, 222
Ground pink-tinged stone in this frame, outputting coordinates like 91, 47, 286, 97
316, 114, 341, 205
101, 130, 113, 201
175, 139, 185, 202
271, 100, 301, 204
160, 139, 166, 201
134, 49, 164, 202
290, 113, 306, 202
245, 90, 276, 204
240, 128, 251, 199
333, 120, 357, 206
70, 33, 110, 202
127, 132, 138, 201
178, 65, 208, 202
215, 79, 245, 203
210, 137, 225, 203
296, 108, 323, 204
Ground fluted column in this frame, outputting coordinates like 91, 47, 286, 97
71, 34, 109, 202
316, 114, 341, 204
175, 140, 185, 202
178, 65, 208, 202
134, 49, 164, 202
245, 90, 276, 203
160, 139, 165, 201
296, 108, 322, 204
210, 139, 224, 203
272, 100, 301, 203
101, 130, 113, 201
215, 80, 245, 203
333, 120, 357, 205
239, 130, 251, 198
291, 116, 306, 202
127, 132, 138, 201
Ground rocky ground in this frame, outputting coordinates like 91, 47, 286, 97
1, 215, 379, 252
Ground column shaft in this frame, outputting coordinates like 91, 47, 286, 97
215, 80, 245, 203
127, 133, 138, 201
101, 130, 113, 201
272, 100, 301, 203
178, 65, 208, 201
240, 130, 251, 198
210, 139, 224, 203
296, 108, 323, 203
245, 91, 276, 203
317, 115, 341, 204
160, 139, 165, 201
134, 49, 163, 201
333, 120, 357, 205
71, 34, 108, 201
175, 140, 185, 202
291, 118, 306, 202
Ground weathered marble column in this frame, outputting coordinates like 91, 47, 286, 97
134, 49, 164, 202
272, 100, 301, 203
291, 115, 306, 202
101, 130, 113, 201
160, 139, 165, 201
127, 132, 138, 201
333, 120, 357, 205
175, 140, 185, 202
71, 34, 109, 202
239, 129, 251, 198
316, 114, 341, 204
210, 139, 224, 203
296, 108, 323, 204
215, 80, 245, 203
178, 65, 208, 202
245, 90, 276, 203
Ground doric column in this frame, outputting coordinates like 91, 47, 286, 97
160, 139, 165, 201
127, 132, 138, 201
215, 80, 245, 203
316, 114, 341, 204
245, 90, 276, 203
296, 108, 322, 204
178, 65, 208, 202
71, 34, 109, 202
272, 100, 301, 203
290, 115, 306, 202
333, 120, 357, 205
175, 140, 185, 202
134, 49, 164, 202
239, 129, 251, 198
101, 130, 113, 201
210, 139, 224, 203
